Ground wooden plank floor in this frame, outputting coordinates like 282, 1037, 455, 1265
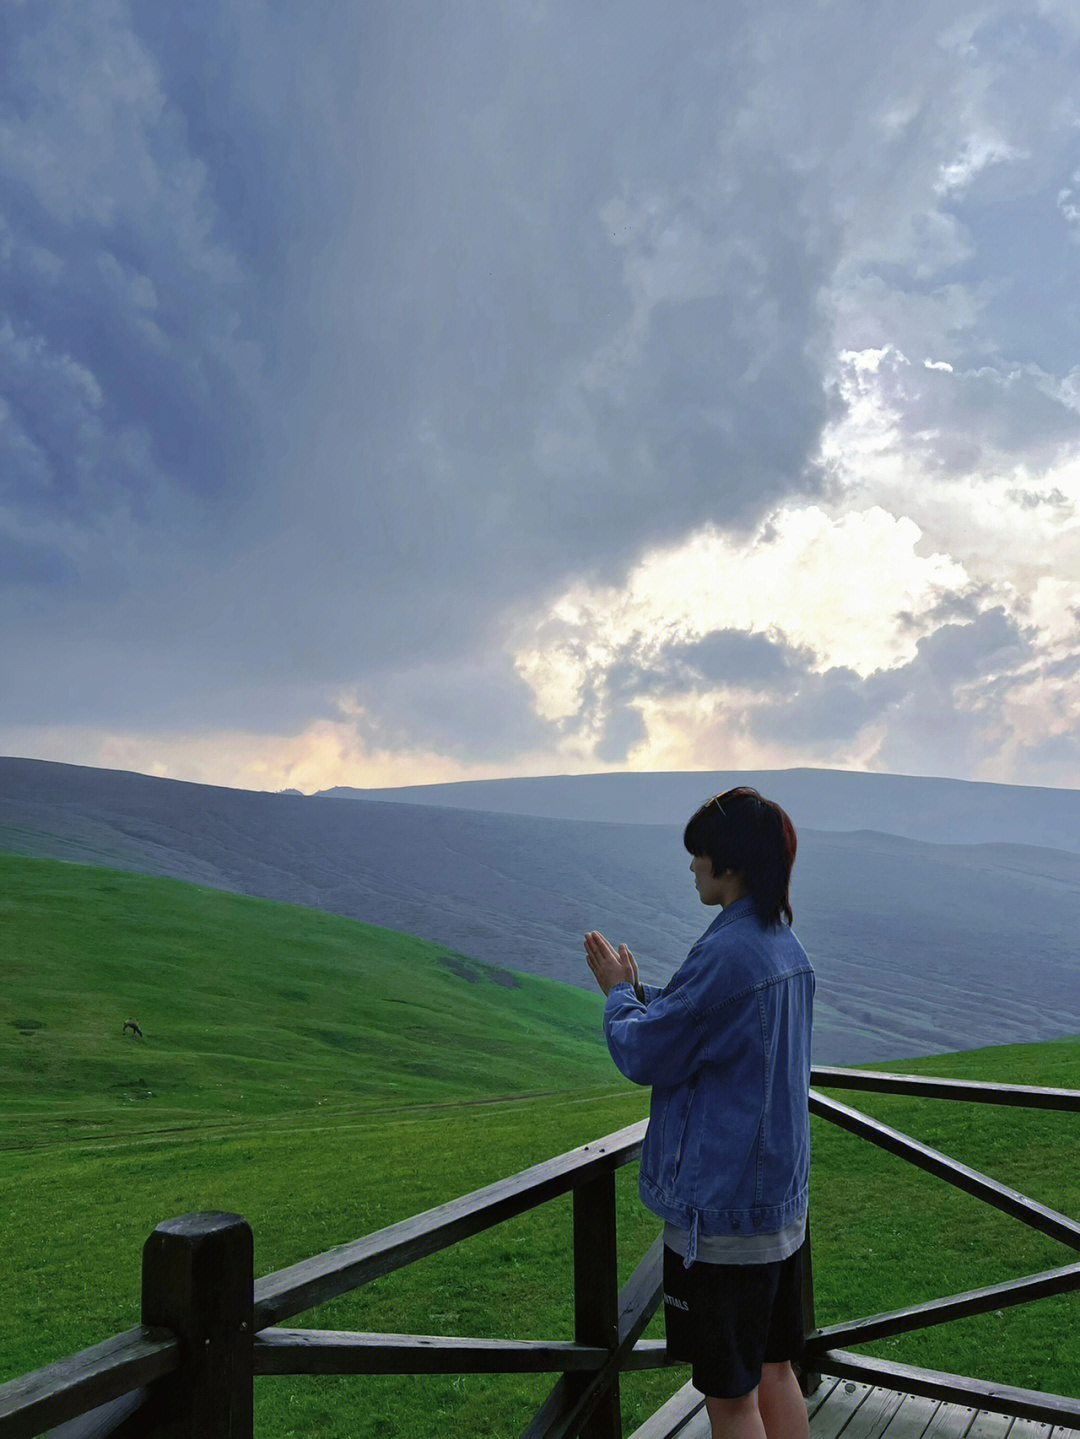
628, 1375, 1078, 1439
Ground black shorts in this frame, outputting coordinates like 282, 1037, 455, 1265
661, 1242, 806, 1399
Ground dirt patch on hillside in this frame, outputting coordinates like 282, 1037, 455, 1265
440, 954, 522, 988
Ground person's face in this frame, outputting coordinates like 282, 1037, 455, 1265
689, 853, 727, 906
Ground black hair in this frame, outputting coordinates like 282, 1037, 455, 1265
682, 786, 797, 928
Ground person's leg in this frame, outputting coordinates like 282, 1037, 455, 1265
704, 1388, 767, 1439
757, 1361, 809, 1439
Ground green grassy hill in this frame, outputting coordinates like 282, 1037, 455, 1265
0, 851, 620, 1148
3, 851, 1080, 1437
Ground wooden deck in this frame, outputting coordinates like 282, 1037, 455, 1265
629, 1376, 1079, 1438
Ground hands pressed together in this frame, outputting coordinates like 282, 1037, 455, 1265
584, 930, 640, 997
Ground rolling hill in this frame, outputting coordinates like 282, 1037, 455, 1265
0, 852, 618, 1149
3, 757, 1080, 1061
319, 767, 1080, 852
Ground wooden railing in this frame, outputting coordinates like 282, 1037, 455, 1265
804, 1068, 1080, 1430
4, 1067, 1080, 1438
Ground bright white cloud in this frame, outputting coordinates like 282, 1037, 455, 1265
823, 346, 1080, 602
935, 133, 1027, 195
512, 504, 972, 728
620, 688, 890, 775
817, 345, 1080, 783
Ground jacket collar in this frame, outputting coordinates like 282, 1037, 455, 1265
704, 894, 756, 934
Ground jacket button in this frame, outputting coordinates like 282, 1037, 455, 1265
731, 1220, 740, 1231
753, 1216, 762, 1227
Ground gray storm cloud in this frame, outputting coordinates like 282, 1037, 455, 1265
751, 608, 1038, 770
3, 0, 1080, 783
2, 0, 835, 735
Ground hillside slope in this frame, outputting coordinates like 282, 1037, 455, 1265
4, 759, 1080, 1060
0, 853, 617, 1148
320, 766, 1080, 852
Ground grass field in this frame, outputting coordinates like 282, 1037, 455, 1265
3, 851, 1080, 1436
0, 851, 618, 1147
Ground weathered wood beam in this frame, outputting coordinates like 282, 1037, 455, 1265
520, 1234, 664, 1439
573, 1172, 621, 1438
253, 1331, 672, 1378
253, 1331, 610, 1376
799, 1212, 820, 1396
617, 1341, 668, 1372
816, 1350, 1080, 1429
140, 1212, 254, 1438
253, 1120, 647, 1329
0, 1328, 177, 1439
812, 1066, 1080, 1111
623, 1382, 704, 1439
26, 1389, 157, 1439
809, 1089, 1080, 1250
806, 1260, 1080, 1353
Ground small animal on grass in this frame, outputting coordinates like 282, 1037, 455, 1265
122, 1019, 144, 1039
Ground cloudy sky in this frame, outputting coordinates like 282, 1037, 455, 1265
4, 0, 1080, 792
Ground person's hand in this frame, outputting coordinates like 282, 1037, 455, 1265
584, 931, 637, 996
622, 945, 640, 990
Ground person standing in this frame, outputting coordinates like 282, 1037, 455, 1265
585, 787, 814, 1439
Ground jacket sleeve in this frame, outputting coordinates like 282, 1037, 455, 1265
603, 981, 710, 1088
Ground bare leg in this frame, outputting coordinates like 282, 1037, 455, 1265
704, 1389, 767, 1439
757, 1361, 809, 1439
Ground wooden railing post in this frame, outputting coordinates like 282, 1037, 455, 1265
573, 1173, 621, 1439
140, 1212, 253, 1438
799, 1209, 821, 1397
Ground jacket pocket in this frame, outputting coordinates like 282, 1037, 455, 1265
670, 1078, 698, 1186
642, 1088, 671, 1184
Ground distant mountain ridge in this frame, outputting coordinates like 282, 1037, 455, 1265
3, 756, 1080, 1064
319, 768, 1080, 853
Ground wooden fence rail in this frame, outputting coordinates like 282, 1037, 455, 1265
4, 1066, 1080, 1438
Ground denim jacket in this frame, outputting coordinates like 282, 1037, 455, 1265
603, 895, 814, 1268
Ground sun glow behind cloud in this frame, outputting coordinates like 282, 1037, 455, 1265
504, 330, 1080, 785
516, 506, 970, 702
817, 346, 1080, 782
508, 503, 973, 769
0, 719, 550, 794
